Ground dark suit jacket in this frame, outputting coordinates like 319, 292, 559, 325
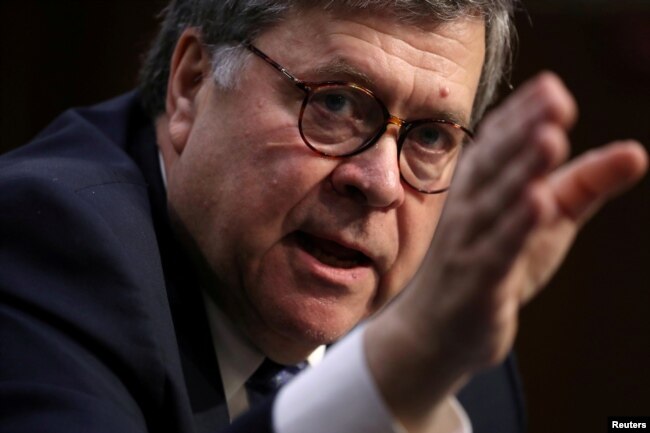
0, 92, 526, 433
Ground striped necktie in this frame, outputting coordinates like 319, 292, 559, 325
245, 358, 308, 407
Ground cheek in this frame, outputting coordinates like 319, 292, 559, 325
170, 111, 338, 264
178, 112, 301, 208
374, 194, 446, 308
181, 80, 319, 217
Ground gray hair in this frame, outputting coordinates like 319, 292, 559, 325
139, 0, 518, 125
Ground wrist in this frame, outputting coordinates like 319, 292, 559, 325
363, 311, 469, 428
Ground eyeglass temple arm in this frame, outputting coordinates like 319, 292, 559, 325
243, 42, 307, 90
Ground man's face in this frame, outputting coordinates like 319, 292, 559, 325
166, 8, 485, 358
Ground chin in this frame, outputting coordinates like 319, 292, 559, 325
256, 293, 367, 348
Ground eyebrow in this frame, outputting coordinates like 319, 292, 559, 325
429, 109, 470, 128
311, 58, 376, 89
307, 58, 472, 128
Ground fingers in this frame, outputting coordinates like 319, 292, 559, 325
472, 185, 542, 281
448, 72, 574, 246
455, 72, 577, 197
486, 71, 578, 133
407, 71, 646, 375
550, 140, 648, 223
433, 71, 578, 302
458, 123, 569, 245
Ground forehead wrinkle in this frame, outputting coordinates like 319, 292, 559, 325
314, 36, 466, 95
312, 39, 474, 123
304, 56, 471, 125
326, 15, 485, 101
273, 12, 482, 123
327, 14, 481, 74
328, 30, 463, 79
275, 11, 481, 86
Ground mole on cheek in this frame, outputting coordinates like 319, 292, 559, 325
439, 85, 450, 98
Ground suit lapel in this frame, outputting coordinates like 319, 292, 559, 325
127, 98, 231, 432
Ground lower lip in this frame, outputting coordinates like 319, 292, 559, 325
290, 235, 374, 288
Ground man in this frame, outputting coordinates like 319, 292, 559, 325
0, 1, 646, 433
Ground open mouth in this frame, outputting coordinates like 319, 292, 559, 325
295, 231, 371, 269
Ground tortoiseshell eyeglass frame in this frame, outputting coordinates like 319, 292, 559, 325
242, 42, 474, 194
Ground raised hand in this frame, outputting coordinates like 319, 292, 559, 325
365, 72, 647, 431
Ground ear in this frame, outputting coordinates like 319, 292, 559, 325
165, 28, 212, 156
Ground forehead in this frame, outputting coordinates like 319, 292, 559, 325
252, 7, 486, 123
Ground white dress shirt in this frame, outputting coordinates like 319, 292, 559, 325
202, 291, 326, 420
201, 293, 471, 433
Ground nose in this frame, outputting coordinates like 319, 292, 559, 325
329, 132, 405, 209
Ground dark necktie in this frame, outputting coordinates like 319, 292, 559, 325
245, 358, 308, 407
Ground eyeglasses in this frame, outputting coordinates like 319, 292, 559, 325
244, 43, 474, 194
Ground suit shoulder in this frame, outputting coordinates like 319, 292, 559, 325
0, 91, 151, 191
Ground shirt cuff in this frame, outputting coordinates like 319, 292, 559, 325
273, 323, 472, 433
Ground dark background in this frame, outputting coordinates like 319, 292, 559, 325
1, 1, 648, 432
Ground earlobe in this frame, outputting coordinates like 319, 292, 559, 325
165, 28, 211, 156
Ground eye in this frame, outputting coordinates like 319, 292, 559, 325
310, 87, 363, 120
409, 124, 453, 152
324, 94, 348, 112
417, 127, 441, 147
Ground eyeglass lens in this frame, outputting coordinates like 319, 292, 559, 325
300, 84, 469, 193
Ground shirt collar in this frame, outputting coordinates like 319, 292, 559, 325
202, 291, 326, 404
202, 291, 264, 402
